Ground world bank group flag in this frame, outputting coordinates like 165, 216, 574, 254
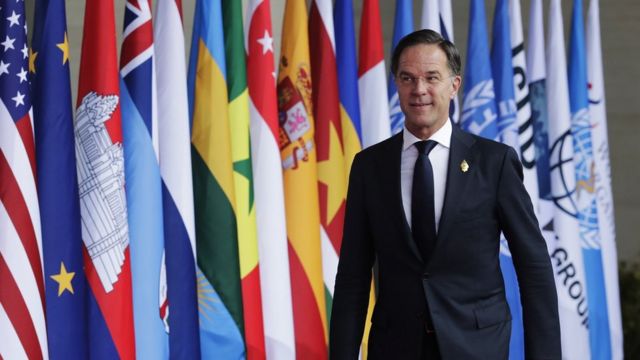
569, 0, 611, 358
32, 0, 88, 358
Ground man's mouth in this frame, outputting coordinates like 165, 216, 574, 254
410, 101, 432, 107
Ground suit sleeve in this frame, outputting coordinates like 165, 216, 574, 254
329, 152, 375, 360
496, 147, 562, 360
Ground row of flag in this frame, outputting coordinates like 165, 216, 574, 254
0, 1, 620, 360
456, 0, 621, 359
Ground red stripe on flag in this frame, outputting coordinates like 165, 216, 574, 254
247, 1, 279, 139
174, 0, 183, 21
14, 116, 36, 179
77, 0, 124, 144
0, 255, 43, 360
0, 152, 45, 307
318, 180, 346, 252
83, 247, 136, 360
288, 242, 327, 358
242, 266, 266, 360
309, 2, 345, 162
120, 21, 154, 67
358, 0, 385, 76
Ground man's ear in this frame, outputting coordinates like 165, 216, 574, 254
450, 75, 462, 99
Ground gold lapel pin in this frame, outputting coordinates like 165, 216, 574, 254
460, 160, 469, 173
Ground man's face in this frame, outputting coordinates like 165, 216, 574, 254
395, 44, 461, 139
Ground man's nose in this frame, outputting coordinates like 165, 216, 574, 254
412, 79, 429, 94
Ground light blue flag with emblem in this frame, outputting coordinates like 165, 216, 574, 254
569, 1, 611, 358
119, 0, 169, 357
120, 80, 169, 358
491, 1, 524, 359
388, 0, 413, 135
461, 0, 498, 140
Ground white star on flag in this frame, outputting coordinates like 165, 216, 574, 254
257, 30, 273, 55
16, 67, 26, 83
21, 43, 27, 58
12, 90, 24, 106
0, 60, 9, 75
6, 10, 20, 27
2, 35, 15, 51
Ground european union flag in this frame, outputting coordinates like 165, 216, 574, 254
32, 0, 88, 358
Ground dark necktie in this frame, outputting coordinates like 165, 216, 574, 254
412, 140, 438, 262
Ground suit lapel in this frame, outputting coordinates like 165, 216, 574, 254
375, 133, 422, 261
435, 125, 476, 250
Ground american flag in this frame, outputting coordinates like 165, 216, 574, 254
0, 0, 49, 359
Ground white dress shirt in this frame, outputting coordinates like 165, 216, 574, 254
401, 119, 451, 233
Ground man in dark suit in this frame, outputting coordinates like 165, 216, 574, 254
329, 29, 561, 360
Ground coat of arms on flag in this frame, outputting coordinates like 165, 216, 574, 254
75, 91, 128, 293
278, 76, 314, 170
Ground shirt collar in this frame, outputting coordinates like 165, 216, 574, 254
402, 119, 452, 151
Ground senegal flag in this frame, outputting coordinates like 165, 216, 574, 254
188, 0, 245, 357
222, 0, 266, 358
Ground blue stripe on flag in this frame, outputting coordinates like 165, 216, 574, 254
162, 182, 201, 359
121, 78, 169, 359
334, 0, 363, 141
122, 60, 154, 135
87, 290, 120, 360
187, 0, 227, 128
197, 268, 245, 359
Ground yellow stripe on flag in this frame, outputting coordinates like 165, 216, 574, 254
229, 90, 259, 275
340, 104, 361, 180
191, 40, 236, 210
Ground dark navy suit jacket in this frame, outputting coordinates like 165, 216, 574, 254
330, 124, 561, 360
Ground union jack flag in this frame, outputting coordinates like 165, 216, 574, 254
0, 0, 49, 359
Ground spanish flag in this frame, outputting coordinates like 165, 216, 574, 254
277, 0, 327, 357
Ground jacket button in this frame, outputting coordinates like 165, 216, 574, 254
422, 272, 430, 279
